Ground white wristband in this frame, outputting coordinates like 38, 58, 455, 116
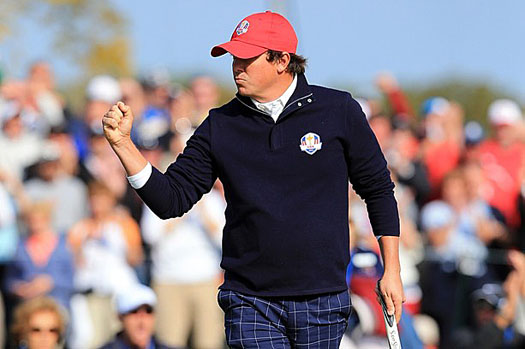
127, 162, 152, 189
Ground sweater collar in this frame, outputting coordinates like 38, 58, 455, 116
249, 74, 297, 121
235, 73, 314, 122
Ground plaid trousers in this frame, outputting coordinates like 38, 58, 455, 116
218, 289, 352, 348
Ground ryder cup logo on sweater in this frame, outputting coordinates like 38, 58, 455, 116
236, 20, 250, 35
300, 132, 322, 155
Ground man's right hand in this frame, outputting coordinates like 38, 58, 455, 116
102, 101, 134, 147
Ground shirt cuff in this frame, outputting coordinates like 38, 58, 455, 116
127, 162, 152, 189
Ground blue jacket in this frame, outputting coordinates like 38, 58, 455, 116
4, 235, 75, 309
137, 74, 399, 297
99, 332, 176, 349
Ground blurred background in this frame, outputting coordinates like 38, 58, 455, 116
0, 1, 524, 348
1, 0, 524, 115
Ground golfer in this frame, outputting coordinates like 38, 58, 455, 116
102, 11, 404, 348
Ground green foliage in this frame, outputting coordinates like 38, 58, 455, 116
0, 0, 132, 78
402, 80, 519, 127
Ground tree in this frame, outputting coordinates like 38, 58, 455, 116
0, 0, 132, 78
403, 80, 517, 127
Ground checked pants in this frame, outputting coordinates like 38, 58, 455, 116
218, 289, 352, 348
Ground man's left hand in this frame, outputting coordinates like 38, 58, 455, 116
376, 271, 405, 324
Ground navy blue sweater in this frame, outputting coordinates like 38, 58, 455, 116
137, 74, 399, 297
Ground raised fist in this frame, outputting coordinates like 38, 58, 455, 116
102, 101, 134, 146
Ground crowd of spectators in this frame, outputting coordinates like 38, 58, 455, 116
0, 61, 524, 348
0, 62, 225, 348
345, 74, 525, 348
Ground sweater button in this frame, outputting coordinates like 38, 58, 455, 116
297, 102, 302, 107
307, 98, 312, 103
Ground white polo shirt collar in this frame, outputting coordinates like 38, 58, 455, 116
250, 74, 297, 122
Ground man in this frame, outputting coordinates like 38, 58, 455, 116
24, 142, 88, 234
100, 284, 175, 349
0, 100, 43, 180
140, 133, 224, 349
476, 99, 525, 228
103, 11, 403, 348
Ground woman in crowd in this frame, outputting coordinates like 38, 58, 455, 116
10, 296, 68, 349
4, 202, 75, 311
67, 180, 143, 348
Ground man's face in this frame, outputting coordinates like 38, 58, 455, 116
88, 191, 116, 218
121, 305, 155, 347
38, 161, 59, 182
232, 52, 279, 101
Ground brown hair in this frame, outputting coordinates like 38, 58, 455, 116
87, 180, 114, 198
266, 50, 307, 75
10, 297, 67, 345
23, 201, 54, 222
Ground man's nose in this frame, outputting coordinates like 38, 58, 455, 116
232, 58, 245, 73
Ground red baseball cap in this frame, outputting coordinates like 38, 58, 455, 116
211, 11, 298, 59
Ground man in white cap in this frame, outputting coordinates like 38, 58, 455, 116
102, 11, 403, 348
476, 99, 525, 228
100, 284, 175, 349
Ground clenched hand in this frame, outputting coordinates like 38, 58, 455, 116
102, 101, 134, 147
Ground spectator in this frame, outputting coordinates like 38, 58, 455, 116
1, 61, 524, 349
0, 169, 31, 347
142, 68, 171, 113
476, 99, 525, 228
10, 296, 68, 349
120, 77, 147, 124
100, 284, 175, 349
67, 75, 122, 162
462, 159, 510, 249
419, 97, 463, 197
135, 69, 171, 146
368, 114, 392, 150
25, 61, 65, 135
451, 250, 525, 348
0, 169, 30, 267
24, 142, 88, 234
189, 75, 219, 126
77, 78, 136, 202
141, 135, 224, 348
0, 101, 43, 180
68, 181, 142, 348
387, 126, 430, 208
463, 120, 485, 156
169, 88, 195, 136
0, 169, 29, 347
85, 75, 122, 135
375, 72, 414, 123
418, 199, 462, 346
4, 202, 75, 310
47, 126, 82, 177
345, 246, 423, 348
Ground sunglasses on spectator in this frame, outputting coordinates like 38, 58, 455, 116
30, 327, 60, 334
127, 305, 154, 315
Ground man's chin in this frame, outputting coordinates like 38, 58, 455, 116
237, 87, 249, 96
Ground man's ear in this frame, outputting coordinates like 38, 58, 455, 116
276, 52, 291, 74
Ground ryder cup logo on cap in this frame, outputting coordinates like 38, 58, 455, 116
236, 20, 249, 35
300, 132, 322, 155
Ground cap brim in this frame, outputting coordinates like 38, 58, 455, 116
211, 40, 267, 59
